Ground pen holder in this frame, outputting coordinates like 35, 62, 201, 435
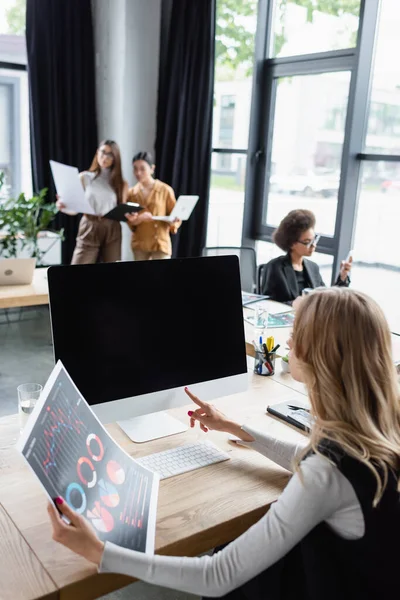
254, 350, 275, 376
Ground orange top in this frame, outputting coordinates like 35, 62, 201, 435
127, 179, 181, 255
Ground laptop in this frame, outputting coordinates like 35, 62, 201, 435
152, 195, 199, 223
0, 258, 36, 285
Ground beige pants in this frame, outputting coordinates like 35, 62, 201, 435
71, 215, 122, 264
133, 250, 171, 261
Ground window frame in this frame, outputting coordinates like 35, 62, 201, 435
241, 0, 381, 283
0, 70, 22, 199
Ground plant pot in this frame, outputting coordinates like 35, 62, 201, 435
280, 359, 290, 374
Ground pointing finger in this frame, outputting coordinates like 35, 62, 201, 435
184, 387, 209, 411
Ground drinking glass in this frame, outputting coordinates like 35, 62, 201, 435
17, 383, 42, 432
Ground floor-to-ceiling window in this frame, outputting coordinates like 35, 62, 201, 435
352, 0, 400, 332
247, 0, 362, 286
206, 0, 258, 247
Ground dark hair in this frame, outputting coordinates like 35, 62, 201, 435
132, 151, 154, 166
89, 140, 126, 204
273, 209, 316, 252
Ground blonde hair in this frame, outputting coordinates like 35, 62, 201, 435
293, 287, 400, 505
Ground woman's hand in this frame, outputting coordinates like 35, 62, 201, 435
125, 211, 153, 225
340, 256, 352, 281
48, 498, 104, 565
184, 387, 254, 441
170, 217, 181, 234
56, 196, 66, 210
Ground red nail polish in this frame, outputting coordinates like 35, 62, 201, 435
55, 497, 63, 505
184, 387, 188, 391
188, 410, 193, 416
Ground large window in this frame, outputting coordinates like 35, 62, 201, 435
206, 0, 258, 247
351, 0, 400, 332
208, 0, 400, 333
266, 70, 351, 236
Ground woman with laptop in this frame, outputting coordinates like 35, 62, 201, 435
48, 287, 400, 599
260, 209, 352, 303
124, 151, 181, 260
56, 140, 128, 264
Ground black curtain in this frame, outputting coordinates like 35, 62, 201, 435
26, 0, 98, 265
155, 0, 216, 258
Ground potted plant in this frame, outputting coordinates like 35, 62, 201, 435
0, 172, 63, 266
281, 354, 290, 374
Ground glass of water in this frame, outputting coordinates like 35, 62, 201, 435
17, 383, 42, 432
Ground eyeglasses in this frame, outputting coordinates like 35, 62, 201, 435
297, 234, 321, 248
99, 149, 114, 159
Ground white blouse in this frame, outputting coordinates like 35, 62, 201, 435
99, 427, 364, 597
81, 169, 117, 216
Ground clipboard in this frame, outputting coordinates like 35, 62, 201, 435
104, 202, 144, 222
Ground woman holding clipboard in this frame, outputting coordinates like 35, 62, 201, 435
124, 151, 181, 260
56, 140, 129, 264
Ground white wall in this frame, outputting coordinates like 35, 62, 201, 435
92, 0, 162, 259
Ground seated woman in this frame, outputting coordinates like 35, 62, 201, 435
261, 209, 351, 303
48, 288, 400, 600
124, 152, 181, 260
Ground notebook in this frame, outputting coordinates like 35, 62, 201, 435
104, 202, 143, 222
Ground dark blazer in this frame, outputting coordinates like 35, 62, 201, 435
260, 253, 349, 304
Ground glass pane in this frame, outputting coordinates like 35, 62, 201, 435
352, 162, 400, 333
265, 71, 351, 237
0, 69, 32, 200
256, 241, 333, 285
365, 0, 400, 154
272, 0, 360, 58
206, 153, 247, 247
213, 0, 258, 149
0, 0, 26, 38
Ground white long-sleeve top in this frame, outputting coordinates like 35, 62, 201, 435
99, 426, 364, 597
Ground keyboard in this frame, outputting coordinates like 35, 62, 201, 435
136, 441, 230, 479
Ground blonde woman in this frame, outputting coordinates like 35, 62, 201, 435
48, 288, 400, 599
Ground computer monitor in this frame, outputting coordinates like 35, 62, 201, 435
48, 256, 248, 442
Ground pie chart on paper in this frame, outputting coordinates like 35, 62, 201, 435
87, 501, 114, 533
107, 459, 126, 485
98, 478, 120, 508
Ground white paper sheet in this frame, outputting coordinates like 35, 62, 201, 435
50, 160, 96, 215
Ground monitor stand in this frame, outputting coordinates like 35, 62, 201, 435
117, 411, 188, 443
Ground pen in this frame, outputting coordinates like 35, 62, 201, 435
271, 344, 280, 354
264, 360, 273, 374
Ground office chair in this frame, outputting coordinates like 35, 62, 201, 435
257, 262, 270, 295
201, 246, 257, 293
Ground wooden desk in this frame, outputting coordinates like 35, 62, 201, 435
0, 373, 306, 600
0, 268, 49, 309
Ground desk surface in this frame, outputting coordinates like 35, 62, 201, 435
0, 372, 306, 600
0, 268, 49, 309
